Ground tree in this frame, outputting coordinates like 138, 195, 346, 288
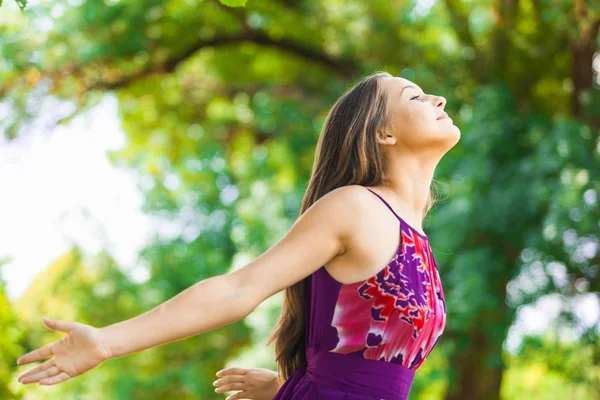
2, 1, 598, 398
0, 0, 247, 11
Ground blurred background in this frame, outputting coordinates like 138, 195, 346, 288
1, 0, 599, 399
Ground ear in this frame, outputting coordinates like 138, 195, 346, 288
376, 127, 396, 146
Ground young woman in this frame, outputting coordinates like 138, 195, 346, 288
16, 71, 459, 400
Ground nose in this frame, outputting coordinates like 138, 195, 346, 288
434, 96, 446, 109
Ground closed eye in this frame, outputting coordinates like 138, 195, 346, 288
410, 95, 421, 101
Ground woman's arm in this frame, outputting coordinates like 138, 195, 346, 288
101, 274, 248, 359
16, 274, 250, 384
17, 185, 364, 385
103, 185, 362, 358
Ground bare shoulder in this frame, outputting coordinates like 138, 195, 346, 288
327, 184, 370, 199
310, 184, 373, 233
323, 184, 377, 211
315, 184, 370, 212
326, 184, 379, 217
293, 184, 372, 224
229, 184, 372, 314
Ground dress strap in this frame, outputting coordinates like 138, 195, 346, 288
364, 187, 402, 222
364, 187, 428, 240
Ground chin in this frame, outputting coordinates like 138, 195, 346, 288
448, 126, 461, 145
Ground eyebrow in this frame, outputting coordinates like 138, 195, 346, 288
400, 85, 420, 98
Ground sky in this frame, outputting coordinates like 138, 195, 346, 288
0, 94, 598, 354
0, 95, 153, 300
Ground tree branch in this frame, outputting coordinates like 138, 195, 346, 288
1, 30, 359, 99
87, 32, 357, 91
491, 0, 520, 76
443, 0, 477, 50
443, 0, 487, 82
570, 0, 600, 120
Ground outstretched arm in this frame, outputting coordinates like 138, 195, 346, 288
17, 274, 249, 385
101, 273, 246, 359
17, 185, 363, 386
104, 185, 360, 359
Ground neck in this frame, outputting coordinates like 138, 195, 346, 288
380, 152, 439, 229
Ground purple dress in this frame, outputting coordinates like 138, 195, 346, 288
272, 187, 447, 400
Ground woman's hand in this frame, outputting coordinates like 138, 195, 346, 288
213, 366, 281, 400
17, 317, 111, 386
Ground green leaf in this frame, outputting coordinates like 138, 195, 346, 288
218, 0, 247, 7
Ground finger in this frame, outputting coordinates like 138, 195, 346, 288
215, 382, 245, 393
226, 392, 247, 400
39, 371, 71, 386
18, 359, 54, 382
17, 342, 54, 366
216, 367, 249, 377
43, 316, 74, 333
214, 376, 243, 387
20, 366, 60, 385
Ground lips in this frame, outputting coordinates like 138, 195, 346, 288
437, 112, 449, 120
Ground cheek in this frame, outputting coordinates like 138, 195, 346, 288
392, 108, 433, 136
389, 109, 444, 149
408, 106, 435, 125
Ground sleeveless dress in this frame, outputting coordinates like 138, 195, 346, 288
272, 187, 447, 400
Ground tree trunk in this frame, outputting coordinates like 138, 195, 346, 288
444, 251, 514, 400
444, 328, 505, 400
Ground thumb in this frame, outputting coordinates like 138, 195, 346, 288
43, 316, 74, 333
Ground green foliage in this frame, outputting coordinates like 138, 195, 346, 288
0, 259, 25, 400
1, 0, 599, 399
502, 333, 600, 399
13, 248, 252, 399
2, 0, 245, 10
218, 0, 247, 6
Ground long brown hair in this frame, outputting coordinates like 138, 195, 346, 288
265, 70, 440, 383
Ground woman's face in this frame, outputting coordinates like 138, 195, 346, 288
380, 77, 460, 151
